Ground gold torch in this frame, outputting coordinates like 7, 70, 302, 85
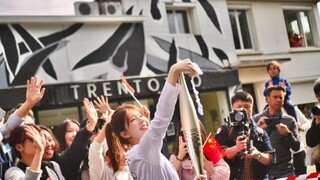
178, 73, 204, 176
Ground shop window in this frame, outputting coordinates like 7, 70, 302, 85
228, 9, 253, 50
37, 107, 80, 129
167, 9, 191, 34
284, 10, 315, 48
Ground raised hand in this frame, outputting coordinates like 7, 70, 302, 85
93, 95, 113, 115
25, 125, 46, 173
140, 106, 150, 119
83, 98, 98, 133
167, 59, 199, 86
26, 77, 45, 106
25, 125, 45, 152
17, 77, 45, 119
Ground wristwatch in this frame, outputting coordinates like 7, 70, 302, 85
255, 152, 262, 160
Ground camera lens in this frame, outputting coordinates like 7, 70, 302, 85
234, 111, 244, 122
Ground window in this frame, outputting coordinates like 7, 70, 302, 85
167, 9, 191, 34
229, 9, 253, 50
284, 10, 315, 48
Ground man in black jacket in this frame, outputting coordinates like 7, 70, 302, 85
306, 78, 320, 172
215, 91, 274, 179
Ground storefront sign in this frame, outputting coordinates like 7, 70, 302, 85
0, 70, 239, 109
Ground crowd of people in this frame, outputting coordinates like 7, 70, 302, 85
0, 59, 319, 180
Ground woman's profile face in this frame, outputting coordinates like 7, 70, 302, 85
65, 122, 79, 148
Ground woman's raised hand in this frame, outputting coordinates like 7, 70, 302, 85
25, 125, 45, 152
83, 98, 98, 132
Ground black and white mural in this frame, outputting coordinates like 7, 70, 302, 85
0, 0, 236, 88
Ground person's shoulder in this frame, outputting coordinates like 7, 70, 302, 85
279, 76, 289, 82
252, 112, 264, 122
6, 166, 23, 172
5, 166, 25, 179
215, 124, 230, 137
281, 113, 295, 121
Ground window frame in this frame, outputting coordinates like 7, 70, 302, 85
166, 3, 196, 35
283, 6, 317, 48
228, 6, 255, 51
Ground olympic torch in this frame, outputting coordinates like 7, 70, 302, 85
178, 73, 204, 176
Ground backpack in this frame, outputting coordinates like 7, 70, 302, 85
0, 141, 14, 180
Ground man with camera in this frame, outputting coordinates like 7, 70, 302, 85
215, 91, 274, 180
306, 78, 320, 172
253, 85, 300, 179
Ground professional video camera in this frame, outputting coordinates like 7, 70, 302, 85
224, 108, 251, 156
225, 108, 250, 127
312, 105, 320, 116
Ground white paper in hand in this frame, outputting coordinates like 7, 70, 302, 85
192, 62, 203, 76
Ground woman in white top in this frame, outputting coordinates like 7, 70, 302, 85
84, 97, 132, 180
109, 59, 200, 180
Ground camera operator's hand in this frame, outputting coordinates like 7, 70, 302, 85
177, 136, 188, 161
276, 123, 291, 136
236, 135, 247, 152
257, 116, 268, 129
245, 147, 259, 159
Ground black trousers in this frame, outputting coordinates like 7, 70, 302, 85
293, 150, 307, 175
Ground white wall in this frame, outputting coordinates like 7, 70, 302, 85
231, 0, 320, 112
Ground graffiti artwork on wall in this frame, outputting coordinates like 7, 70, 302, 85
0, 0, 234, 88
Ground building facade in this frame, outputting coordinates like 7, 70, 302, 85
228, 0, 320, 113
0, 0, 320, 155
0, 0, 242, 155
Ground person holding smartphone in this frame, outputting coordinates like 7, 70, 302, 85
170, 121, 230, 180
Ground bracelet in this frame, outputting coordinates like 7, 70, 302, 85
176, 156, 183, 161
255, 152, 261, 160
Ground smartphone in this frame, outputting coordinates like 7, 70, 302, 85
179, 131, 186, 142
0, 108, 6, 120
